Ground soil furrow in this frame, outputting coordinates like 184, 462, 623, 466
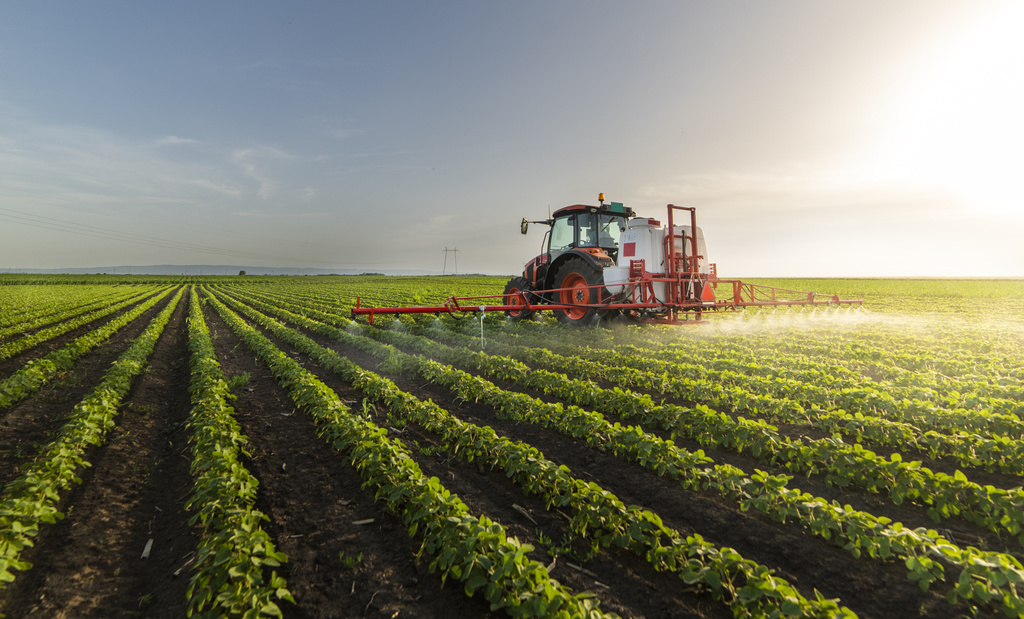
0, 289, 194, 618
0, 291, 177, 490
202, 303, 496, 618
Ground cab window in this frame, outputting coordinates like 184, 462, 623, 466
549, 216, 574, 254
576, 212, 597, 247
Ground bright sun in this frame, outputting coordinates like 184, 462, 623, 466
874, 3, 1024, 218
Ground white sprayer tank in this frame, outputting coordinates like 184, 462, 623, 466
604, 218, 709, 303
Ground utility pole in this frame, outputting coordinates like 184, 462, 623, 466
442, 247, 459, 276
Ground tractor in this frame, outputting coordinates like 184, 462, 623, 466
504, 193, 720, 325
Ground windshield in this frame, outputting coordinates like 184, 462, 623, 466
597, 214, 626, 248
577, 213, 626, 249
549, 212, 628, 256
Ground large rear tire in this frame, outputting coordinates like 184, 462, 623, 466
503, 277, 535, 320
552, 258, 603, 326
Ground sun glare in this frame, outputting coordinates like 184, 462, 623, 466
874, 4, 1024, 218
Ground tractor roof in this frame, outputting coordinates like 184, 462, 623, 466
552, 202, 634, 218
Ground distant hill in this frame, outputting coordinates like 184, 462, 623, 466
2, 265, 446, 276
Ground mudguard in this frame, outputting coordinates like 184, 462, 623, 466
543, 249, 614, 290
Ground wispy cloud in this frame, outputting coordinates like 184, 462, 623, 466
329, 126, 366, 140
0, 108, 248, 216
155, 135, 198, 146
308, 115, 369, 141
181, 178, 242, 197
230, 146, 297, 200
230, 209, 325, 218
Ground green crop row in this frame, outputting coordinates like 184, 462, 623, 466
615, 321, 1023, 395
598, 344, 1024, 438
409, 322, 1024, 547
233, 293, 999, 524
467, 335, 1024, 477
203, 290, 610, 619
184, 288, 293, 618
0, 284, 137, 329
0, 287, 144, 342
466, 320, 1024, 438
481, 309, 1023, 401
213, 288, 856, 619
0, 288, 182, 595
0, 288, 173, 411
0, 287, 166, 362
359, 316, 1024, 616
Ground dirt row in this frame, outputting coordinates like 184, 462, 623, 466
0, 290, 195, 617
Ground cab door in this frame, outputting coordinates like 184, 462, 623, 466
548, 215, 576, 258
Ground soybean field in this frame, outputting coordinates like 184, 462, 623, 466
1, 274, 1024, 618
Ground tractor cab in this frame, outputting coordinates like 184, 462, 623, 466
548, 205, 631, 261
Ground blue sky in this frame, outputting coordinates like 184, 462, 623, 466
1, 1, 1022, 276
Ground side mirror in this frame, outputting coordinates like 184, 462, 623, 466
520, 218, 529, 235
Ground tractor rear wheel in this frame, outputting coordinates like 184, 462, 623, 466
552, 258, 603, 326
503, 277, 535, 320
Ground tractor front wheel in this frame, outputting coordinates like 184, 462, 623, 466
503, 277, 536, 320
552, 258, 603, 326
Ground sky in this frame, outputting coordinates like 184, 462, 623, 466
1, 1, 1022, 277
